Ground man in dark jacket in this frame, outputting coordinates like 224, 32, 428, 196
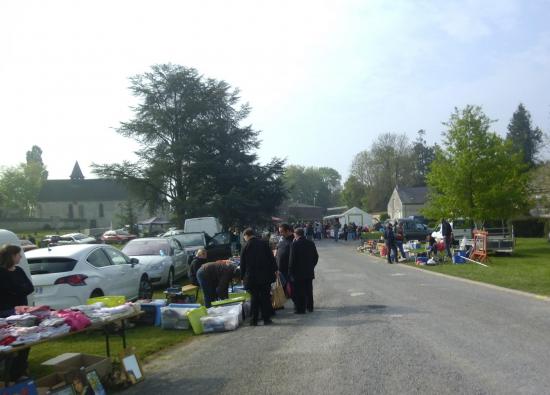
240, 228, 277, 325
289, 228, 319, 314
196, 261, 238, 308
384, 223, 398, 264
275, 223, 294, 283
441, 218, 453, 258
188, 249, 208, 286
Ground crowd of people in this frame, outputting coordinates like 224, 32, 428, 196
187, 225, 319, 326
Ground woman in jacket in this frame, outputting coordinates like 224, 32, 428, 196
0, 244, 35, 382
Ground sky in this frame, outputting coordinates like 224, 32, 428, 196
1, 0, 550, 181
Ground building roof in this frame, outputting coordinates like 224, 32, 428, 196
38, 179, 130, 202
397, 186, 429, 205
70, 161, 85, 180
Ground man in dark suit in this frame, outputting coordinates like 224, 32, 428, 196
289, 227, 319, 314
275, 223, 294, 284
240, 228, 277, 326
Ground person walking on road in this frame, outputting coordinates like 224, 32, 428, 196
240, 228, 277, 326
289, 228, 319, 314
395, 223, 407, 261
275, 223, 294, 286
333, 220, 341, 242
441, 218, 453, 259
384, 223, 398, 264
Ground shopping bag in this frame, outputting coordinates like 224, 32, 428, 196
271, 274, 287, 309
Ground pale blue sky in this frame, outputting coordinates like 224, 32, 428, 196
1, 0, 549, 180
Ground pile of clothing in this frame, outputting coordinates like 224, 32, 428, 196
0, 302, 141, 352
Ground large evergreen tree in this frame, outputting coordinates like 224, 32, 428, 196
425, 105, 529, 224
92, 64, 285, 227
506, 103, 543, 169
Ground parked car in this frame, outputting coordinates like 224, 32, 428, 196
170, 232, 232, 263
101, 229, 137, 244
19, 239, 38, 252
431, 219, 474, 245
26, 244, 152, 309
122, 237, 190, 286
61, 233, 97, 244
158, 229, 185, 237
397, 218, 432, 241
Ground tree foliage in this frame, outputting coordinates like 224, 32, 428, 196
506, 103, 544, 170
341, 176, 368, 209
349, 132, 436, 211
92, 64, 286, 227
424, 105, 529, 223
0, 145, 48, 217
283, 165, 341, 208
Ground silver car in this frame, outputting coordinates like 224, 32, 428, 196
122, 237, 190, 287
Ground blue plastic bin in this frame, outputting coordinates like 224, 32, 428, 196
453, 250, 468, 264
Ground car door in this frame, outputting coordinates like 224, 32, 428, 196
169, 238, 188, 278
102, 247, 140, 299
86, 248, 121, 297
208, 232, 232, 260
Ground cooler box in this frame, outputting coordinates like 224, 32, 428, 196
86, 295, 125, 307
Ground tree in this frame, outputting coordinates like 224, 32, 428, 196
0, 145, 48, 217
349, 133, 415, 211
283, 165, 342, 208
341, 176, 368, 209
410, 130, 436, 186
506, 103, 543, 169
92, 64, 286, 227
424, 105, 529, 224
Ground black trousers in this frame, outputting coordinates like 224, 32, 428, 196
293, 279, 313, 313
248, 284, 272, 323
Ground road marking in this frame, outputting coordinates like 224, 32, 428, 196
350, 292, 366, 297
390, 314, 403, 318
391, 273, 406, 276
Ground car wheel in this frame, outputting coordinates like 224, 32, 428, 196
139, 275, 153, 299
167, 268, 175, 287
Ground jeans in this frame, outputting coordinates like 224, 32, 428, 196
396, 241, 407, 260
444, 237, 453, 258
196, 269, 216, 308
386, 243, 398, 263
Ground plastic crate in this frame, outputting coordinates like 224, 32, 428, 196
228, 292, 251, 301
453, 250, 468, 264
86, 296, 125, 307
211, 296, 246, 307
136, 304, 161, 326
186, 306, 207, 335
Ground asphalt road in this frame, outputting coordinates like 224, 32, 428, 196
123, 240, 550, 395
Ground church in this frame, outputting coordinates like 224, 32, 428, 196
36, 162, 150, 230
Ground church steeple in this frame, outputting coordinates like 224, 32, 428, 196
70, 161, 85, 180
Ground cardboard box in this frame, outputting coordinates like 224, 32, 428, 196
41, 352, 112, 379
35, 372, 66, 395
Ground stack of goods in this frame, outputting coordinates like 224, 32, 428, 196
0, 302, 141, 352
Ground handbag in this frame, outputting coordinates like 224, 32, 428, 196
284, 281, 293, 299
271, 273, 287, 309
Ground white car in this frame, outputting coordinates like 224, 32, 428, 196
26, 244, 152, 309
122, 237, 190, 287
61, 233, 97, 244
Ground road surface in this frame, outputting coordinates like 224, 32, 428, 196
123, 240, 550, 394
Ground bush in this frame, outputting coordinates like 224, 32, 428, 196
362, 231, 383, 240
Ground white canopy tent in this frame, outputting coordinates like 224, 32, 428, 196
323, 207, 373, 227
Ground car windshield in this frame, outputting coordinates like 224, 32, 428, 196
28, 258, 78, 275
123, 240, 169, 256
177, 233, 204, 246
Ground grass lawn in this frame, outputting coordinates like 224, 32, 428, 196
415, 238, 550, 296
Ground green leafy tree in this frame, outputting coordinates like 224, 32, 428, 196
350, 133, 414, 211
0, 145, 48, 217
283, 165, 342, 207
341, 176, 368, 209
92, 64, 285, 227
411, 130, 436, 186
424, 105, 529, 224
506, 103, 543, 170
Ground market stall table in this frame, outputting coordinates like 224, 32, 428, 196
0, 310, 143, 386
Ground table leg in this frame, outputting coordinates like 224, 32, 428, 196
121, 320, 127, 350
104, 329, 110, 357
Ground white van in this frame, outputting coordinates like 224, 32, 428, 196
431, 219, 473, 243
183, 217, 222, 237
0, 229, 35, 306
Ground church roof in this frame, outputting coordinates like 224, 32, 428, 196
38, 179, 130, 202
70, 161, 85, 180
